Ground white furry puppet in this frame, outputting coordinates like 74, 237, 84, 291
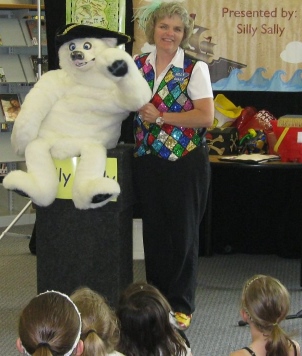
3, 24, 151, 209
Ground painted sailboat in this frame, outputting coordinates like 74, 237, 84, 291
186, 21, 247, 83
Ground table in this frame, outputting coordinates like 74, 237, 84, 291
201, 156, 302, 284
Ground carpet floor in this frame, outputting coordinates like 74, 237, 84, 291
1, 224, 301, 355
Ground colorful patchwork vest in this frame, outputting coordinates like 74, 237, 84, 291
134, 53, 205, 161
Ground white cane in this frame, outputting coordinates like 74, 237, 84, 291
0, 200, 32, 240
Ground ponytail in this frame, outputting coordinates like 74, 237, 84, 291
82, 329, 107, 356
265, 324, 292, 356
32, 344, 53, 356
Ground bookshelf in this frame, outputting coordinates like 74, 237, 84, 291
0, 3, 45, 226
0, 132, 35, 227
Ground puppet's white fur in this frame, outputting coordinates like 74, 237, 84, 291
3, 37, 151, 209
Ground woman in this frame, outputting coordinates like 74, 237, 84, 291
133, 1, 214, 330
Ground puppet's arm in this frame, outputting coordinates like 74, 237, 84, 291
11, 70, 67, 155
96, 47, 152, 112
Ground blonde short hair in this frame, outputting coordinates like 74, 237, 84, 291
143, 2, 194, 49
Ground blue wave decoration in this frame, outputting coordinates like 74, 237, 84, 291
212, 67, 302, 92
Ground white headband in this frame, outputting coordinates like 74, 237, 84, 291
23, 290, 82, 356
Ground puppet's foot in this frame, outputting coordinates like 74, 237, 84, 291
14, 189, 30, 198
92, 194, 112, 204
3, 170, 58, 207
73, 177, 120, 210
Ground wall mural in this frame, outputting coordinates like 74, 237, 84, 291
66, 0, 125, 32
132, 0, 302, 92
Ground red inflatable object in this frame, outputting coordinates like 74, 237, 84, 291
232, 108, 277, 139
271, 120, 302, 162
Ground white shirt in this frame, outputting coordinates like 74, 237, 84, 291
141, 47, 213, 100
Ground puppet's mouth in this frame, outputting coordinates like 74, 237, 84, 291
74, 58, 95, 67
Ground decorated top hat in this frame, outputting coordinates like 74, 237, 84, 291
55, 23, 132, 48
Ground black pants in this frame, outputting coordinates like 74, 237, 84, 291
133, 144, 211, 314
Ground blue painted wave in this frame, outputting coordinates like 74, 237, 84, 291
212, 67, 302, 92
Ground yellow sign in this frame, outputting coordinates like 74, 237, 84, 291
53, 157, 118, 200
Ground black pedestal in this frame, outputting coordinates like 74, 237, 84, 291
36, 144, 134, 307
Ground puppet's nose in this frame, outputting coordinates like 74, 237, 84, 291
70, 51, 84, 61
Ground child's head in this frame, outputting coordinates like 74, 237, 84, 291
241, 274, 292, 355
116, 282, 186, 356
70, 287, 120, 356
17, 290, 83, 356
241, 274, 290, 330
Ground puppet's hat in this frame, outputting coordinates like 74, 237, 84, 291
55, 23, 132, 48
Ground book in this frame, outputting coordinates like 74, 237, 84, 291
0, 122, 13, 132
0, 94, 21, 122
26, 19, 47, 46
30, 55, 48, 80
0, 66, 6, 82
218, 154, 280, 164
0, 163, 7, 176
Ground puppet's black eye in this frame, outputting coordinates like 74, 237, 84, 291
83, 42, 92, 50
69, 43, 76, 51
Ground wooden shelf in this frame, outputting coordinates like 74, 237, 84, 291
0, 4, 44, 10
